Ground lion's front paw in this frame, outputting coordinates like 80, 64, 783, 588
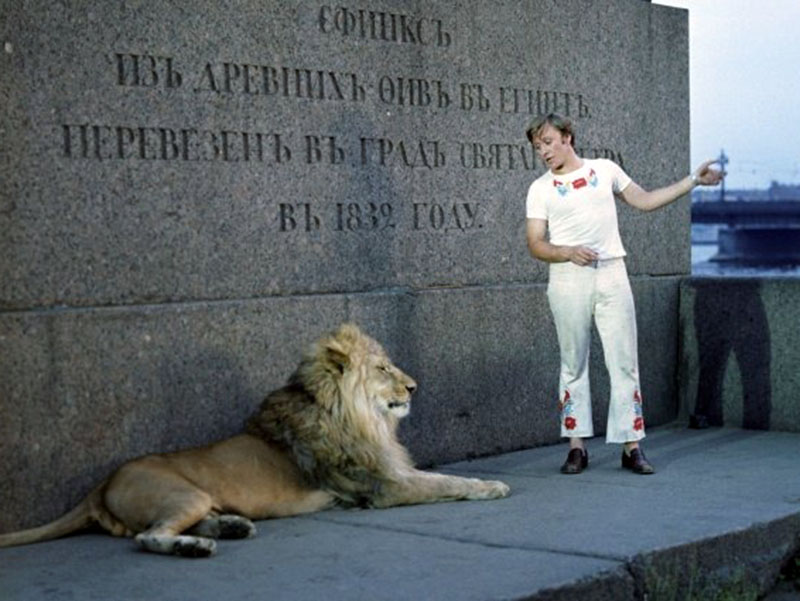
468, 479, 510, 500
485, 480, 511, 499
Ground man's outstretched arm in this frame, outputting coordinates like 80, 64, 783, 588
620, 159, 725, 212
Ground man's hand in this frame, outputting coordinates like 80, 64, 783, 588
693, 160, 726, 186
567, 246, 598, 266
527, 219, 598, 266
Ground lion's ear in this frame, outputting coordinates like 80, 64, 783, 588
323, 340, 350, 374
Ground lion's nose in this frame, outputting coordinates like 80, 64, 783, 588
406, 382, 417, 394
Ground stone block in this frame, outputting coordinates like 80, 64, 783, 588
678, 278, 800, 432
1, 1, 688, 310
1, 276, 680, 531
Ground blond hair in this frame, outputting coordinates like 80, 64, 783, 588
525, 113, 575, 148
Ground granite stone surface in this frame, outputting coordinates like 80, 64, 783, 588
1, 1, 689, 309
678, 277, 800, 433
1, 1, 690, 530
1, 277, 680, 532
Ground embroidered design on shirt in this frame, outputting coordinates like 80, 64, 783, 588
553, 169, 598, 196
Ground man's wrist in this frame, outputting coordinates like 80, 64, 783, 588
689, 173, 699, 187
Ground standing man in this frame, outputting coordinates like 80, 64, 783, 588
525, 113, 723, 475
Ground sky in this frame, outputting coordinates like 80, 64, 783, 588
654, 0, 800, 190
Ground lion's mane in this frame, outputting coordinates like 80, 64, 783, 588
246, 323, 414, 506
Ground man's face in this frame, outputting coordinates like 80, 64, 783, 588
533, 124, 572, 172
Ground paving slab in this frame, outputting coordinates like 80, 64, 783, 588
1, 426, 799, 601
1, 516, 631, 601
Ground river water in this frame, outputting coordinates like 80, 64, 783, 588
691, 244, 800, 277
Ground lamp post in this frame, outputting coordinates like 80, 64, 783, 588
718, 149, 729, 201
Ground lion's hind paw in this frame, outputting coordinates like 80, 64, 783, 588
135, 533, 217, 558
216, 515, 257, 539
189, 514, 257, 540
173, 536, 217, 558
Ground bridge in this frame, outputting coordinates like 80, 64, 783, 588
691, 200, 800, 264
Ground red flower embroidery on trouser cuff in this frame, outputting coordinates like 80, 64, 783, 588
565, 417, 577, 430
633, 417, 644, 431
559, 390, 571, 411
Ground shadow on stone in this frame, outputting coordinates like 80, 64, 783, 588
690, 280, 771, 430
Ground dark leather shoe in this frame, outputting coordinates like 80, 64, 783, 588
622, 448, 655, 474
560, 448, 588, 474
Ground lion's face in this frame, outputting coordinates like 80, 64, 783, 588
304, 324, 418, 420
360, 352, 417, 419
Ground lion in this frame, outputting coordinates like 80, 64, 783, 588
0, 323, 510, 557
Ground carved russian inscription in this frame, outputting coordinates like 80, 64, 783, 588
318, 6, 453, 47
112, 52, 590, 117
57, 7, 623, 246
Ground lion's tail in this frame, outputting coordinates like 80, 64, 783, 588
0, 484, 105, 548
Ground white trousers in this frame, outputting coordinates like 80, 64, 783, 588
546, 258, 646, 444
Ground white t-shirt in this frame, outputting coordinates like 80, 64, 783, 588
526, 158, 632, 260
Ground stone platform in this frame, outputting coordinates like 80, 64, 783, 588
3, 425, 799, 601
